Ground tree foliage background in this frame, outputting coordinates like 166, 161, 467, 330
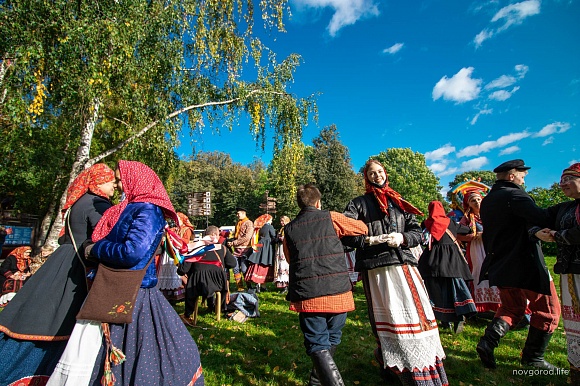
371, 148, 444, 219
1, 0, 315, 246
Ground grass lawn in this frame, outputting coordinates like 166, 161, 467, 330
177, 256, 570, 386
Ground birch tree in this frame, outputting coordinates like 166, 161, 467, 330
1, 0, 315, 246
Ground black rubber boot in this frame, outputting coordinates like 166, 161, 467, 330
310, 349, 344, 386
520, 326, 557, 370
309, 346, 337, 386
476, 317, 510, 369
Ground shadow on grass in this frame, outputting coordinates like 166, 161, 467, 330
174, 273, 569, 385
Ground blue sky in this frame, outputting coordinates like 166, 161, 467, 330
178, 0, 579, 193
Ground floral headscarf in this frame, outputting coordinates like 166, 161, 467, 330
62, 163, 115, 215
423, 201, 450, 241
364, 159, 423, 216
9, 246, 32, 272
92, 161, 178, 242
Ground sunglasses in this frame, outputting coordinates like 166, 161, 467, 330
560, 175, 579, 184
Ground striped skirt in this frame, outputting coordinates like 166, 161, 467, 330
363, 264, 448, 386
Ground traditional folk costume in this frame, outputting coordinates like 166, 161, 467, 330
0, 246, 32, 307
231, 211, 254, 291
284, 206, 367, 385
458, 189, 501, 313
157, 212, 193, 302
48, 161, 203, 386
343, 160, 448, 386
245, 214, 276, 288
531, 163, 580, 382
477, 159, 560, 370
419, 201, 476, 331
274, 221, 290, 290
0, 164, 115, 386
178, 234, 236, 318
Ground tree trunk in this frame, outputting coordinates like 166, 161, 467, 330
44, 98, 101, 248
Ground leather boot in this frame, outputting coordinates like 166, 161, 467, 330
476, 317, 510, 369
309, 346, 337, 386
234, 273, 245, 292
310, 349, 344, 386
520, 326, 557, 370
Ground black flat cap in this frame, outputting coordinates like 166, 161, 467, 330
493, 159, 531, 173
235, 207, 248, 212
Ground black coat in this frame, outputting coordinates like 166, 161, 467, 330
418, 221, 473, 280
342, 193, 422, 271
531, 199, 580, 274
479, 180, 551, 294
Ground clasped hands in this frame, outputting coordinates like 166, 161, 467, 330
366, 232, 404, 247
535, 228, 556, 243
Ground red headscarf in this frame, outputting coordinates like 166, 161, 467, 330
177, 212, 194, 230
62, 163, 115, 216
364, 160, 423, 216
423, 201, 450, 241
9, 246, 32, 272
254, 214, 272, 229
562, 163, 580, 224
92, 160, 178, 242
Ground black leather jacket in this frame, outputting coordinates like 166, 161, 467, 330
343, 193, 422, 271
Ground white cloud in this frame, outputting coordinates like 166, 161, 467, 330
460, 157, 489, 170
382, 43, 404, 54
432, 67, 482, 103
474, 0, 540, 47
499, 145, 520, 155
485, 75, 517, 90
425, 144, 456, 161
474, 29, 493, 47
515, 64, 529, 78
471, 108, 493, 125
533, 121, 571, 137
428, 162, 449, 174
542, 137, 554, 146
293, 0, 380, 36
488, 86, 520, 101
457, 131, 531, 157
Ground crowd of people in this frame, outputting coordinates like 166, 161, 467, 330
0, 157, 578, 386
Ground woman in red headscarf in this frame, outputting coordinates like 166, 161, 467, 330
245, 213, 277, 292
532, 163, 580, 383
419, 201, 476, 332
457, 189, 502, 314
0, 163, 115, 386
48, 161, 204, 386
0, 246, 33, 306
343, 159, 448, 386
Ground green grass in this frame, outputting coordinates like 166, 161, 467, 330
177, 256, 570, 386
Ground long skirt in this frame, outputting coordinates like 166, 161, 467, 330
561, 273, 580, 368
49, 287, 204, 386
245, 263, 274, 284
156, 251, 185, 302
0, 244, 88, 385
467, 238, 501, 313
274, 244, 289, 288
363, 264, 448, 386
424, 277, 477, 323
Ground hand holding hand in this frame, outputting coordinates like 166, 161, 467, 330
365, 234, 390, 246
535, 228, 555, 243
386, 232, 404, 247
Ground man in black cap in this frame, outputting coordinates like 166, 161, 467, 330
227, 207, 254, 291
476, 159, 561, 370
